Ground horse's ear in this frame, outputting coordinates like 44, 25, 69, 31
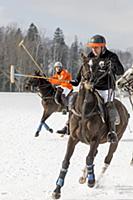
35, 70, 40, 76
81, 53, 89, 63
43, 73, 46, 77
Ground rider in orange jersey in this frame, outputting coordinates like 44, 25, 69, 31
49, 61, 73, 105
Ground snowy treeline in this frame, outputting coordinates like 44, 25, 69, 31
0, 23, 133, 92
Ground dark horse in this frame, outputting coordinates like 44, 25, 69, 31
25, 71, 67, 137
52, 57, 129, 199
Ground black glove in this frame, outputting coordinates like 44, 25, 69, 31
70, 79, 79, 86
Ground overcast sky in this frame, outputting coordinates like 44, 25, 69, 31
0, 0, 133, 50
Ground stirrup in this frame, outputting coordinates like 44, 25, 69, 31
107, 131, 118, 143
62, 108, 67, 115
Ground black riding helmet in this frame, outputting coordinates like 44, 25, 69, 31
87, 35, 106, 47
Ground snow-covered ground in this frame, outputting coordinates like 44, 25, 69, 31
0, 92, 133, 200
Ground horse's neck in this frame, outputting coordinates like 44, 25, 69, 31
75, 86, 97, 115
38, 82, 55, 98
75, 86, 86, 112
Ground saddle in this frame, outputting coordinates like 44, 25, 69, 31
55, 88, 75, 114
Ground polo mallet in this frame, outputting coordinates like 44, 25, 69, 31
10, 65, 50, 84
10, 65, 70, 84
18, 40, 43, 74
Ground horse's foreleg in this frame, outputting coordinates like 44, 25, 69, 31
86, 140, 99, 188
52, 136, 79, 199
79, 149, 98, 184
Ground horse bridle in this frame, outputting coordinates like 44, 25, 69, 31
120, 76, 133, 91
119, 76, 133, 109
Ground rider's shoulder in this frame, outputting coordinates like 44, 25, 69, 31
88, 52, 94, 58
104, 49, 118, 59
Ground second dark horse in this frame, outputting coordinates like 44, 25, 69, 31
25, 71, 67, 137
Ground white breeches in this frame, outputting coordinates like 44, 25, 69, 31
97, 89, 114, 103
62, 87, 72, 97
56, 86, 72, 97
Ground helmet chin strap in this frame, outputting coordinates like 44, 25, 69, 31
101, 46, 106, 54
97, 47, 106, 58
57, 70, 62, 75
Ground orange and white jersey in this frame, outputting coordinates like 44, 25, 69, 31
49, 69, 73, 90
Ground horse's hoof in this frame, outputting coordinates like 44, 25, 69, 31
52, 192, 61, 199
79, 176, 86, 184
88, 180, 95, 188
87, 174, 95, 188
49, 128, 53, 133
88, 181, 95, 188
35, 132, 39, 137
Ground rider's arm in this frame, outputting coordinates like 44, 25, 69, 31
49, 74, 60, 85
70, 66, 82, 86
110, 54, 124, 76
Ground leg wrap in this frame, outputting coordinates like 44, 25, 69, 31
87, 164, 94, 176
37, 122, 43, 132
56, 168, 68, 187
87, 164, 95, 185
43, 122, 50, 131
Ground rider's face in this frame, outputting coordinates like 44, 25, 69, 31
92, 46, 102, 56
55, 66, 61, 73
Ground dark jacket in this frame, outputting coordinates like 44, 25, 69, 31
71, 49, 124, 90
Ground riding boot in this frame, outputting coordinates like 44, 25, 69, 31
106, 102, 118, 143
57, 121, 70, 135
55, 87, 63, 105
61, 94, 68, 114
56, 126, 68, 135
68, 92, 77, 111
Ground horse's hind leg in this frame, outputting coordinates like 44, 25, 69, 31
35, 121, 44, 137
95, 142, 118, 186
52, 136, 79, 199
104, 142, 118, 165
35, 111, 53, 137
98, 142, 118, 177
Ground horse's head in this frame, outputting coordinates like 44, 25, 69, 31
24, 70, 55, 97
24, 71, 40, 91
116, 67, 133, 90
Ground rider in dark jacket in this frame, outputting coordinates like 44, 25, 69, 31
72, 49, 124, 89
71, 35, 124, 143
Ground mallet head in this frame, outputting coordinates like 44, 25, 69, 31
18, 40, 24, 47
